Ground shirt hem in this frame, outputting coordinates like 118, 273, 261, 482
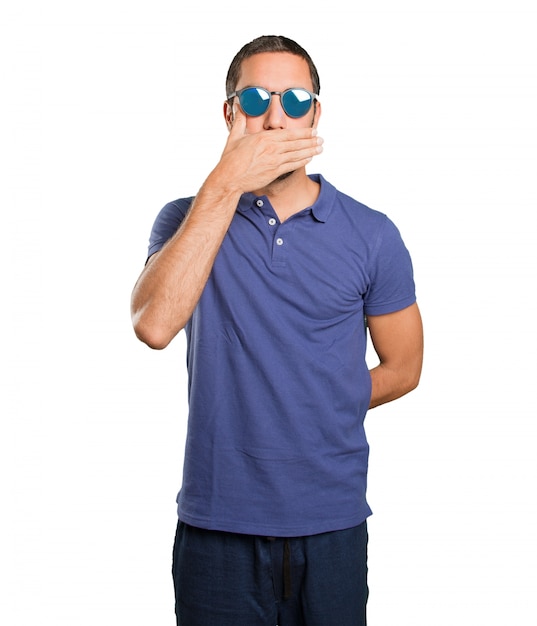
176, 509, 373, 538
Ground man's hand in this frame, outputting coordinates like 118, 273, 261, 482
216, 106, 323, 194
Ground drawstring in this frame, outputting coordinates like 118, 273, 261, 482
283, 538, 292, 600
266, 537, 292, 600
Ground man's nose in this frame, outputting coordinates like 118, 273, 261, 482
263, 94, 286, 129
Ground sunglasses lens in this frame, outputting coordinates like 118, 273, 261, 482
281, 89, 313, 118
239, 87, 271, 116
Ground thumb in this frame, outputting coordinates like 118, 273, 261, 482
230, 104, 247, 136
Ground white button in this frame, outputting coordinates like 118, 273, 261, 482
276, 238, 284, 246
256, 199, 264, 207
268, 218, 276, 226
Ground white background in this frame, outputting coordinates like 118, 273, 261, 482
2, 0, 536, 624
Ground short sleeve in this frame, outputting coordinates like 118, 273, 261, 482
147, 197, 194, 260
364, 216, 416, 316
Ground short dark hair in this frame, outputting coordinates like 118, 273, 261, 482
225, 35, 320, 98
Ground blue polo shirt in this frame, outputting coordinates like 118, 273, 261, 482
148, 174, 416, 536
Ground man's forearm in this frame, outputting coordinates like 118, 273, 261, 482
131, 173, 241, 349
368, 362, 421, 409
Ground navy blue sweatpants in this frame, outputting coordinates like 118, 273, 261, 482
172, 520, 368, 625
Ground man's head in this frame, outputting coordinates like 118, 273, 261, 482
224, 36, 321, 133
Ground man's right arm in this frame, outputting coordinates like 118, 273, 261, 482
130, 175, 241, 349
130, 109, 322, 349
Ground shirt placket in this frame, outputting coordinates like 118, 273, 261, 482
254, 197, 289, 267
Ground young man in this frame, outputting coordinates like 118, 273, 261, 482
131, 35, 423, 626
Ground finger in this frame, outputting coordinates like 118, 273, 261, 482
230, 104, 247, 136
276, 127, 320, 142
283, 142, 324, 165
279, 135, 324, 154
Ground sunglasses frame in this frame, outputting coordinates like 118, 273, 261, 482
227, 86, 319, 119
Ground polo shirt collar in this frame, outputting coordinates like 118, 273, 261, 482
308, 173, 335, 222
237, 173, 336, 223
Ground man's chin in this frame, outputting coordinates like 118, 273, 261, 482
256, 169, 297, 196
275, 171, 294, 184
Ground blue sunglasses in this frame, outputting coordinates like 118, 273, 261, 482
227, 86, 319, 118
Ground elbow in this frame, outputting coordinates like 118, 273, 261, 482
384, 369, 420, 407
409, 367, 422, 391
131, 287, 183, 349
405, 375, 420, 396
131, 311, 176, 351
405, 362, 423, 396
134, 326, 171, 350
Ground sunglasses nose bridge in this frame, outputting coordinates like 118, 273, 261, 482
263, 92, 288, 127
267, 91, 286, 114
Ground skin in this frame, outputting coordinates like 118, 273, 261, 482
131, 51, 423, 408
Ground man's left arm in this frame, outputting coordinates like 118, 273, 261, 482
367, 302, 424, 409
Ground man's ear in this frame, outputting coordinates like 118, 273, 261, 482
223, 101, 234, 130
